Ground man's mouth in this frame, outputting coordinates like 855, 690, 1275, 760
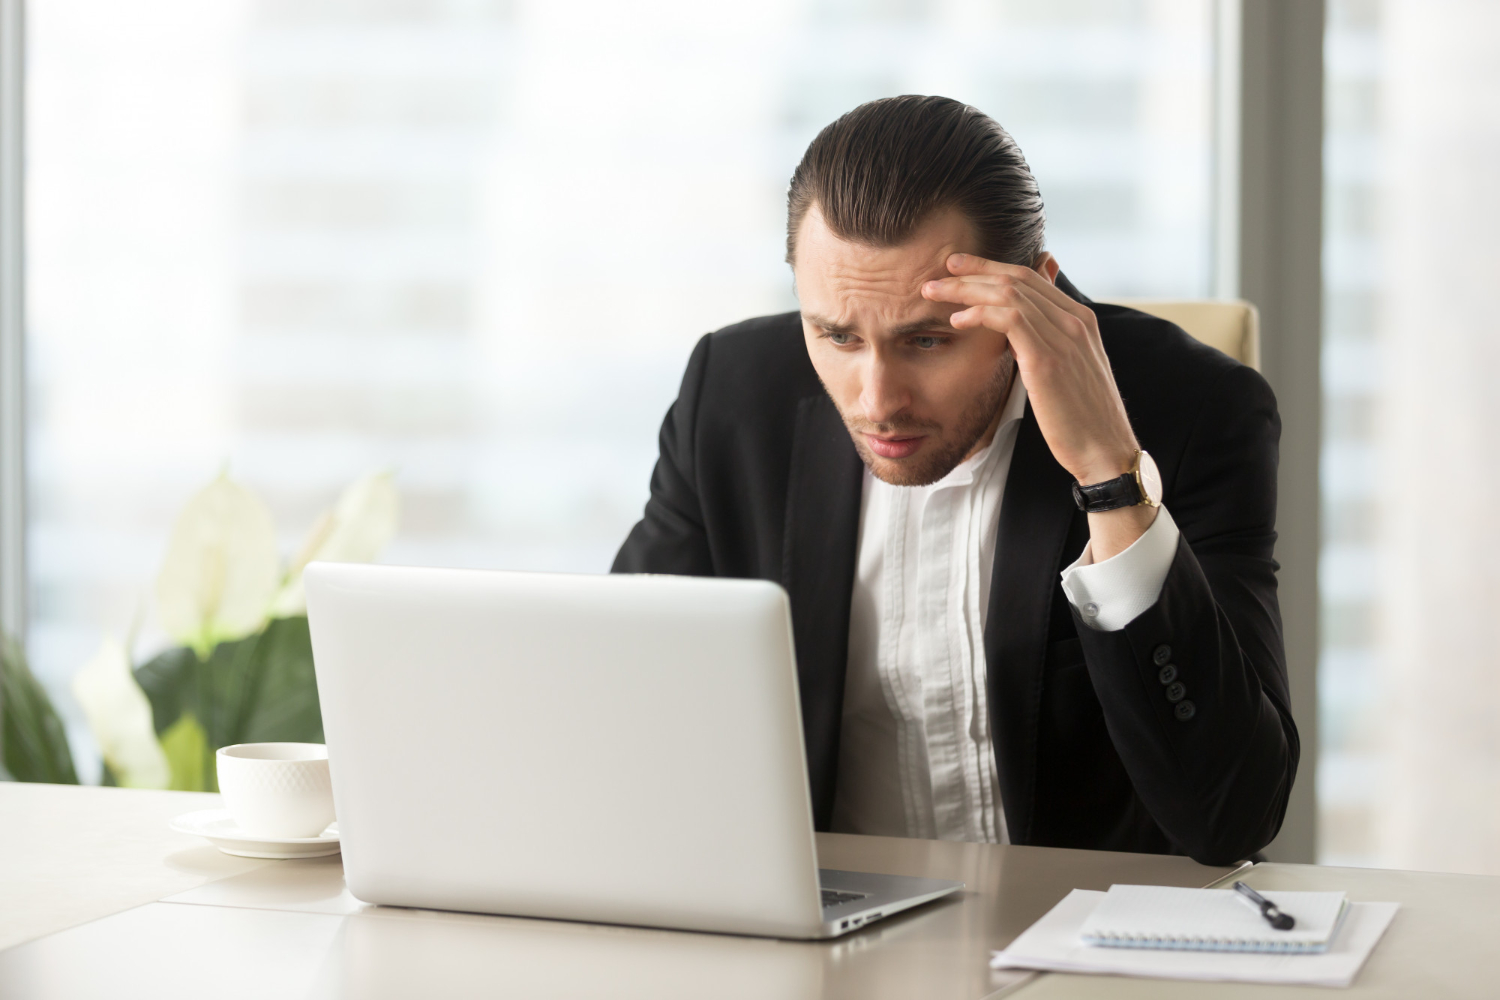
862, 433, 927, 459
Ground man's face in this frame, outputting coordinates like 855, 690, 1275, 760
793, 205, 1016, 487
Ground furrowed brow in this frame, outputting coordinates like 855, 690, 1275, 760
888, 317, 959, 338
805, 315, 957, 338
804, 314, 856, 335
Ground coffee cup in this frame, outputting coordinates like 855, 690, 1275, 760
215, 742, 335, 839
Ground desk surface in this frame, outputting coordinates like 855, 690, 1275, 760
3, 783, 1497, 998
0, 782, 275, 951
1025, 862, 1500, 999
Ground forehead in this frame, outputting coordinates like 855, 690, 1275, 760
792, 205, 980, 317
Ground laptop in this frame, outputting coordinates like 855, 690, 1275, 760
304, 563, 963, 939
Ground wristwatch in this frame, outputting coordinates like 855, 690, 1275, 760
1071, 450, 1163, 513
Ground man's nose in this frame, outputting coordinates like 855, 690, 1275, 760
858, 357, 911, 426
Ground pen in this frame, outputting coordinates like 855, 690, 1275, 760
1233, 880, 1295, 930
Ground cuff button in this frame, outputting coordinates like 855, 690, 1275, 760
1165, 681, 1187, 703
1174, 700, 1196, 721
1152, 644, 1172, 666
1157, 664, 1178, 685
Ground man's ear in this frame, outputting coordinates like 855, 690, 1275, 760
1033, 251, 1060, 284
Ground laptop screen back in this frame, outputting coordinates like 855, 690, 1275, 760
305, 564, 824, 937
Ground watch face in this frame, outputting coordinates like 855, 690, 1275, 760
1137, 450, 1163, 506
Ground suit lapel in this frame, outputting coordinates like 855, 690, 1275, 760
782, 393, 865, 830
986, 403, 1077, 844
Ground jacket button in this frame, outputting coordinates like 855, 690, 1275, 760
1153, 644, 1172, 666
1174, 700, 1196, 721
1165, 681, 1187, 703
1158, 664, 1178, 685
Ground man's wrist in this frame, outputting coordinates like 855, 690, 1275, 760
1072, 446, 1139, 487
1085, 502, 1158, 562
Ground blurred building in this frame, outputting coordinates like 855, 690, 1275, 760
27, 0, 1216, 782
1318, 0, 1382, 867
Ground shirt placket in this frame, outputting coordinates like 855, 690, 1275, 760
918, 481, 977, 841
875, 487, 932, 839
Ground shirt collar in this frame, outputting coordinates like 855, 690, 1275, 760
927, 373, 1029, 490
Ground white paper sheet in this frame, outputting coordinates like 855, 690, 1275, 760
1078, 884, 1348, 952
991, 889, 1399, 988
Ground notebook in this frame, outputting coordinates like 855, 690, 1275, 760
992, 888, 1399, 988
1077, 884, 1349, 953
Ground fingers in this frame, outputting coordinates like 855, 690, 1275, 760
1008, 278, 1099, 347
924, 274, 1031, 310
944, 252, 1011, 277
938, 253, 1095, 324
926, 273, 1096, 347
948, 303, 1024, 355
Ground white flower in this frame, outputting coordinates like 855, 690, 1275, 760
71, 637, 170, 789
269, 471, 400, 617
156, 472, 280, 658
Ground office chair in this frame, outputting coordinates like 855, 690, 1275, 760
1102, 299, 1261, 372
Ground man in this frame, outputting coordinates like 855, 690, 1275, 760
613, 95, 1297, 866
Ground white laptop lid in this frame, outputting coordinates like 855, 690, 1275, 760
305, 563, 825, 937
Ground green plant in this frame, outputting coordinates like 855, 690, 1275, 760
1, 632, 79, 784
72, 470, 399, 790
132, 616, 322, 791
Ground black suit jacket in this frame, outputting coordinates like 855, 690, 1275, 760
613, 275, 1298, 866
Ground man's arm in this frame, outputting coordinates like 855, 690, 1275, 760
612, 334, 716, 576
923, 257, 1295, 864
1070, 363, 1294, 864
923, 252, 1162, 556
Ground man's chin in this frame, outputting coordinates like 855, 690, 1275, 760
855, 441, 960, 488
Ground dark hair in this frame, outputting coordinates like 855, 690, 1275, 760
786, 95, 1046, 267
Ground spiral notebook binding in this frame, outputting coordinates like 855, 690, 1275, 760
1080, 931, 1330, 954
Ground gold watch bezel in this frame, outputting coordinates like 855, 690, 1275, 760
1131, 449, 1162, 508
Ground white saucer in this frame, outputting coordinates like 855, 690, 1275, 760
170, 808, 341, 859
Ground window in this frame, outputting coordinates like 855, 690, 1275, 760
24, 0, 1217, 777
1319, 0, 1381, 867
1319, 0, 1500, 874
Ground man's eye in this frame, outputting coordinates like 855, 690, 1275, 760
912, 335, 945, 349
828, 332, 855, 346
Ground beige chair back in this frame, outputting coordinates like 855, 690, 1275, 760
1100, 299, 1261, 371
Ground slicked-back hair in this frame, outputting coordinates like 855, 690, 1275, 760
786, 95, 1046, 268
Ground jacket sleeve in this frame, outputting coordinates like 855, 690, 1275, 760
611, 334, 715, 576
1074, 362, 1298, 865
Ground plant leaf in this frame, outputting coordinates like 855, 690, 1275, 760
132, 619, 322, 788
156, 472, 280, 659
270, 471, 400, 617
238, 616, 323, 743
159, 712, 209, 791
70, 637, 170, 789
201, 629, 267, 756
133, 644, 198, 736
1, 632, 80, 784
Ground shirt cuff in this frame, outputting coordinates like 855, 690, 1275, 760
1060, 506, 1180, 632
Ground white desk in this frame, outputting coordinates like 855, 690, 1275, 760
3, 783, 1497, 997
1023, 862, 1500, 999
0, 782, 274, 951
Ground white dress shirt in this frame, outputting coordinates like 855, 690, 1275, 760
831, 379, 1182, 842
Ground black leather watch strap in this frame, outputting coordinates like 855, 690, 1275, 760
1071, 473, 1143, 513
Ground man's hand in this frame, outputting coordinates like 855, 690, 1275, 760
922, 253, 1156, 560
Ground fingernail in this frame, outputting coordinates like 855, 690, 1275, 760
950, 253, 967, 264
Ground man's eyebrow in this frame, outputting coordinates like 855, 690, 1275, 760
888, 317, 959, 338
803, 314, 855, 335
803, 315, 959, 337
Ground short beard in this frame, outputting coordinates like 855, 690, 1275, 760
837, 357, 1016, 487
